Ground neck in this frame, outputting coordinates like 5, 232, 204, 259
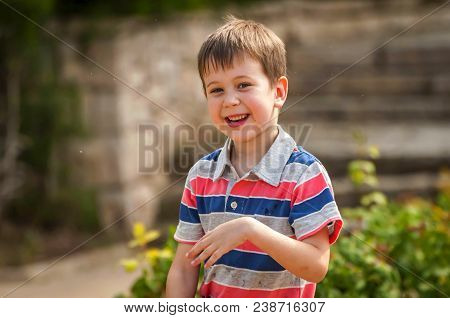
231, 125, 279, 173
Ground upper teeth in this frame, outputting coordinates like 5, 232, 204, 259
228, 114, 248, 121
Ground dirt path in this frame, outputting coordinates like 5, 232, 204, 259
0, 243, 141, 297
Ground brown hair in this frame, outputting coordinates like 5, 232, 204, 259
197, 15, 287, 93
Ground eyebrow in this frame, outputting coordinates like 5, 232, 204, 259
206, 75, 252, 88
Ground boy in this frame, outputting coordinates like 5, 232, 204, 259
166, 16, 343, 298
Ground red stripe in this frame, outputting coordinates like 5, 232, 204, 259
235, 235, 296, 254
174, 237, 197, 245
181, 188, 197, 208
230, 179, 296, 200
200, 280, 304, 298
292, 173, 328, 207
191, 176, 228, 196
235, 240, 264, 253
235, 235, 295, 254
300, 283, 316, 298
329, 219, 343, 245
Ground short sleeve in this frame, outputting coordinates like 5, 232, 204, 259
173, 168, 205, 245
289, 160, 343, 245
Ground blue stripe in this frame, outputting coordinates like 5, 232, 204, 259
289, 188, 334, 223
213, 250, 285, 271
201, 149, 221, 162
196, 195, 292, 217
197, 196, 226, 214
226, 196, 291, 217
286, 148, 319, 166
179, 203, 201, 223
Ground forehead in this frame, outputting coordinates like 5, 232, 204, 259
204, 54, 266, 82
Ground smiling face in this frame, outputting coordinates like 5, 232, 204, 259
204, 54, 287, 144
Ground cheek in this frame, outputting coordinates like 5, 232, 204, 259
245, 97, 273, 122
207, 100, 222, 122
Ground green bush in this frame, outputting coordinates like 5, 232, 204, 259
317, 191, 450, 297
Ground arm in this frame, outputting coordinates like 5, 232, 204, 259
166, 243, 201, 297
247, 218, 330, 283
186, 217, 330, 283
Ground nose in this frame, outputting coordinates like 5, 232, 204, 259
223, 91, 240, 108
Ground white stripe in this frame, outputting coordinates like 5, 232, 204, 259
180, 202, 197, 210
204, 279, 307, 292
233, 248, 268, 256
219, 211, 289, 220
178, 219, 201, 226
297, 216, 341, 241
228, 193, 290, 201
173, 234, 198, 243
195, 193, 226, 198
211, 263, 291, 275
195, 192, 291, 201
291, 201, 338, 228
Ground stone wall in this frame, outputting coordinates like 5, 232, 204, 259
59, 0, 450, 234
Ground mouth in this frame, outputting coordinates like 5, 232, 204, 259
224, 114, 250, 128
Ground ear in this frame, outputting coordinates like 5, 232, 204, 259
274, 76, 288, 109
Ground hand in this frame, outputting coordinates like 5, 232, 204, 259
186, 217, 256, 269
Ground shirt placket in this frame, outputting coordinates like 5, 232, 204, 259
224, 165, 249, 213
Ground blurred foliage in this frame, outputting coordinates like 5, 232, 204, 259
55, 0, 259, 18
0, 0, 262, 265
0, 0, 260, 264
116, 222, 204, 298
0, 0, 99, 260
317, 189, 450, 297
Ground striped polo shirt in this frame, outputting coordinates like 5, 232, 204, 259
174, 124, 343, 298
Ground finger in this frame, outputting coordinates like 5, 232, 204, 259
204, 249, 223, 269
191, 245, 215, 266
186, 229, 215, 258
186, 238, 207, 259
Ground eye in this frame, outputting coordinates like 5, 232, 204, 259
238, 82, 251, 89
209, 88, 223, 94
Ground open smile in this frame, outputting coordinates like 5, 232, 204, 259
224, 114, 250, 127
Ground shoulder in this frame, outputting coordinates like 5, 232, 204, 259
287, 145, 323, 167
284, 146, 331, 183
186, 147, 222, 181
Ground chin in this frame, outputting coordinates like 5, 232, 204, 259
228, 129, 259, 144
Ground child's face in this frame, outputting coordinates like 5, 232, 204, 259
204, 55, 287, 144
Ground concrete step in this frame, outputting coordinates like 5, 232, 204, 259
323, 156, 449, 178
333, 171, 442, 207
291, 73, 448, 95
288, 34, 450, 65
278, 121, 450, 160
281, 95, 450, 122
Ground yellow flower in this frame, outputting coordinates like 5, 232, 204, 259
128, 222, 160, 248
145, 248, 160, 266
368, 145, 380, 159
133, 222, 146, 239
120, 258, 138, 273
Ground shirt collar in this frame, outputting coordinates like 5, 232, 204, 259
212, 124, 297, 186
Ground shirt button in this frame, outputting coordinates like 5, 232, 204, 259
230, 201, 238, 210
